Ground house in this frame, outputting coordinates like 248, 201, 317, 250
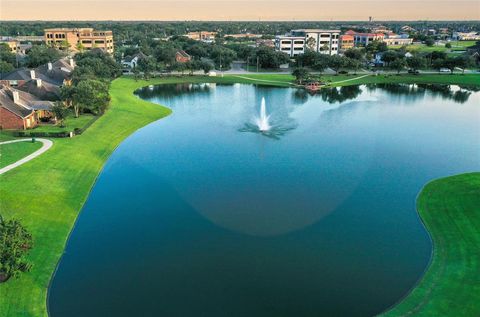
44, 28, 114, 54
452, 32, 480, 41
34, 58, 75, 87
0, 85, 54, 130
175, 50, 191, 63
122, 52, 147, 69
0, 68, 33, 87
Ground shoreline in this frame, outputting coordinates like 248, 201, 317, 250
1, 74, 479, 316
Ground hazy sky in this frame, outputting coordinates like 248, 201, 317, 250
1, 0, 479, 21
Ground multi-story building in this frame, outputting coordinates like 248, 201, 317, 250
185, 31, 217, 43
290, 29, 340, 55
275, 36, 306, 57
44, 28, 114, 54
352, 32, 385, 46
452, 32, 480, 41
339, 35, 354, 51
383, 34, 413, 46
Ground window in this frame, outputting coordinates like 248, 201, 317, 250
95, 40, 105, 44
320, 34, 331, 38
294, 41, 304, 44
294, 47, 303, 51
281, 47, 290, 51
82, 40, 92, 44
281, 40, 291, 44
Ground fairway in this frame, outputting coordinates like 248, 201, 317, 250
382, 173, 480, 316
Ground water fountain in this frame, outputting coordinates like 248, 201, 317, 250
255, 97, 271, 132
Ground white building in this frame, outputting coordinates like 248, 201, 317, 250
275, 36, 305, 57
452, 32, 480, 41
291, 29, 341, 55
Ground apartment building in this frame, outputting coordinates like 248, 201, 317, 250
275, 36, 306, 57
44, 28, 114, 54
290, 29, 340, 55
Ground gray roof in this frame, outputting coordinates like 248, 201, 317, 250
35, 58, 74, 86
0, 68, 31, 81
0, 86, 34, 118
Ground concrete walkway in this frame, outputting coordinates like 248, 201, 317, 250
329, 74, 372, 85
0, 138, 53, 175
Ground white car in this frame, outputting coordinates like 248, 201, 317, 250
439, 68, 450, 73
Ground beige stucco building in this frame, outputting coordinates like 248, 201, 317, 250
44, 28, 114, 54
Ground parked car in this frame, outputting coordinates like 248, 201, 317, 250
408, 69, 420, 74
439, 68, 450, 73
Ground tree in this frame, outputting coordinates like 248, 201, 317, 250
344, 48, 365, 61
26, 45, 63, 67
0, 60, 14, 73
292, 68, 310, 84
249, 46, 290, 69
442, 57, 458, 74
51, 102, 68, 127
0, 215, 33, 282
137, 56, 156, 79
73, 80, 110, 115
306, 37, 317, 51
390, 58, 407, 74
381, 50, 399, 66
445, 43, 452, 49
347, 58, 362, 74
60, 84, 78, 117
73, 50, 122, 81
199, 60, 213, 74
328, 55, 348, 74
425, 38, 435, 47
210, 46, 236, 70
407, 56, 426, 72
454, 55, 474, 74
0, 43, 16, 66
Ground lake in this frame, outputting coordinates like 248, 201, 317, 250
49, 83, 480, 317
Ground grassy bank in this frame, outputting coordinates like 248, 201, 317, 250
0, 74, 479, 316
381, 173, 480, 316
0, 141, 43, 169
0, 78, 171, 316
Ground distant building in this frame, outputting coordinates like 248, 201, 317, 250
225, 33, 262, 39
339, 35, 354, 51
290, 29, 341, 55
383, 34, 413, 46
352, 32, 385, 46
401, 25, 416, 33
275, 36, 305, 57
175, 50, 191, 63
256, 39, 275, 48
0, 40, 19, 53
122, 52, 147, 69
185, 31, 217, 43
452, 32, 480, 41
44, 28, 114, 54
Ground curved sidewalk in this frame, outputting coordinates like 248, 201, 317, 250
0, 138, 53, 175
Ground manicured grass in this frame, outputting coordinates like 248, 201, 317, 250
388, 41, 476, 53
0, 77, 171, 317
0, 141, 43, 168
0, 75, 479, 316
381, 173, 480, 317
32, 114, 97, 133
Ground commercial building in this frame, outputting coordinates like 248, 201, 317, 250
352, 32, 385, 46
339, 35, 354, 51
275, 36, 306, 57
185, 31, 217, 43
452, 32, 480, 41
290, 29, 340, 55
44, 28, 114, 54
383, 34, 413, 46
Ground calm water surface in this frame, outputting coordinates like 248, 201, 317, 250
49, 83, 480, 317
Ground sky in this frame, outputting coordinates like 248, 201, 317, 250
1, 0, 480, 21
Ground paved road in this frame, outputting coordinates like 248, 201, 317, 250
0, 138, 53, 175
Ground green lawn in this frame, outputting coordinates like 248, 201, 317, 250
0, 141, 43, 168
388, 41, 476, 53
381, 173, 480, 316
0, 75, 479, 316
32, 114, 97, 133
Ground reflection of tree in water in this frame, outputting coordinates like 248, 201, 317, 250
291, 85, 363, 104
135, 83, 216, 99
371, 83, 473, 104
